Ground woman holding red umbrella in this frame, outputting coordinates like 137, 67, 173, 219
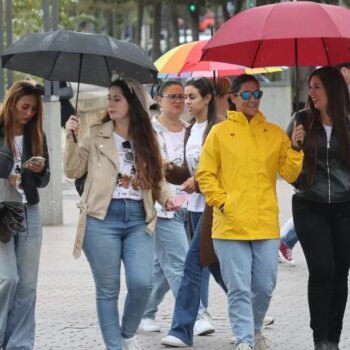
290, 66, 350, 350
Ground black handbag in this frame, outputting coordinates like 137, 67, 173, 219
0, 148, 14, 178
75, 173, 87, 196
0, 201, 25, 243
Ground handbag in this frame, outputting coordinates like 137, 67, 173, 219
75, 173, 87, 196
0, 148, 14, 178
0, 201, 25, 243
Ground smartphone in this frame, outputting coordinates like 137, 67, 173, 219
22, 156, 45, 168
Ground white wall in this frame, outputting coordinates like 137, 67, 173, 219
259, 81, 292, 130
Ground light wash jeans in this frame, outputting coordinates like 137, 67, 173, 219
143, 208, 189, 320
280, 217, 298, 249
213, 239, 279, 348
83, 199, 154, 350
0, 205, 42, 350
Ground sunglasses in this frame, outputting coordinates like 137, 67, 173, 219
122, 140, 135, 163
15, 84, 43, 95
234, 90, 263, 100
162, 93, 185, 101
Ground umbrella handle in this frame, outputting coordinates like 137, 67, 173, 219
72, 131, 77, 143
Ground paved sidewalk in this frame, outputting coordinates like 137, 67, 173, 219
34, 180, 350, 349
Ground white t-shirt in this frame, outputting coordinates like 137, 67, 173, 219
112, 133, 143, 200
10, 135, 27, 203
152, 118, 188, 218
323, 124, 332, 143
186, 121, 207, 212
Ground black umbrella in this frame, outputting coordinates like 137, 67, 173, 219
1, 30, 158, 86
1, 29, 158, 141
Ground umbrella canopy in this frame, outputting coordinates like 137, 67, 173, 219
1, 30, 158, 85
155, 40, 285, 78
201, 1, 350, 67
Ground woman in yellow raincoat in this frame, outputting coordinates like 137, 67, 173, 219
196, 74, 304, 350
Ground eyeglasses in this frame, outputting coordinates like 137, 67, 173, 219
15, 84, 43, 95
234, 90, 263, 100
122, 140, 135, 163
161, 94, 186, 101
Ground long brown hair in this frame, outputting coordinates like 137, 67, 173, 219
0, 80, 44, 156
304, 66, 350, 185
102, 77, 163, 190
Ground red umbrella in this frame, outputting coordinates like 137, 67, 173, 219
202, 1, 350, 67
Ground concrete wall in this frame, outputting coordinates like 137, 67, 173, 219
72, 88, 107, 137
74, 81, 293, 133
40, 101, 63, 225
260, 81, 292, 130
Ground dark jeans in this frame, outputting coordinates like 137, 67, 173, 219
168, 215, 226, 345
292, 195, 350, 344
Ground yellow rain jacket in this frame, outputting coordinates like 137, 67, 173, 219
196, 111, 304, 241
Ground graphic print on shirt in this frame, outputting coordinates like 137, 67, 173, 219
112, 134, 143, 200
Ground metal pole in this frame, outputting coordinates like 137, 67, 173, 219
6, 0, 13, 88
52, 0, 59, 97
0, 0, 5, 100
43, 0, 52, 100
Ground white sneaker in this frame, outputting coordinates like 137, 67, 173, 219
194, 316, 215, 336
138, 318, 161, 332
231, 336, 237, 344
121, 336, 142, 350
263, 315, 275, 326
255, 331, 272, 350
160, 335, 189, 347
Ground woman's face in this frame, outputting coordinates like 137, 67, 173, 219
13, 95, 38, 127
308, 75, 328, 114
231, 80, 261, 118
107, 86, 130, 121
185, 85, 210, 118
158, 84, 185, 117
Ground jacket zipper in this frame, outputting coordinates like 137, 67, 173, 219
326, 140, 331, 203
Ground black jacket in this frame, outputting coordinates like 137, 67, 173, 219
287, 110, 350, 203
0, 124, 50, 205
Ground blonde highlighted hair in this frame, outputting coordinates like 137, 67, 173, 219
0, 80, 44, 156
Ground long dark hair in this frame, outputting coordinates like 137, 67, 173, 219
303, 66, 350, 185
102, 77, 163, 190
0, 81, 44, 156
185, 77, 217, 142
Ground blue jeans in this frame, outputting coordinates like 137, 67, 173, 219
280, 217, 298, 249
143, 209, 189, 320
83, 199, 154, 350
0, 205, 42, 350
168, 214, 226, 345
214, 239, 279, 347
189, 212, 210, 309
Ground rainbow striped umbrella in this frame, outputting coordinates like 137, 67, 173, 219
155, 40, 285, 78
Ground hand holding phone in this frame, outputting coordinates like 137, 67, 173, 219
22, 156, 45, 169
